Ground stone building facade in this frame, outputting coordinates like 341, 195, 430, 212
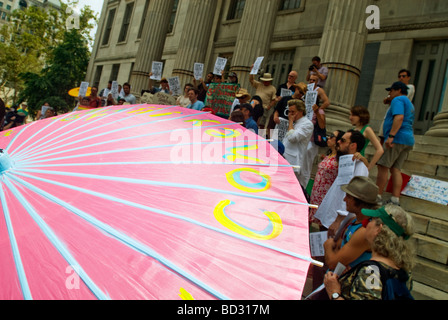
87, 0, 448, 137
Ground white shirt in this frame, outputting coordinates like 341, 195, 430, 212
314, 160, 369, 228
282, 116, 314, 176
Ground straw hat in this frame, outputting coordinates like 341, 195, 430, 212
235, 88, 251, 99
260, 73, 274, 82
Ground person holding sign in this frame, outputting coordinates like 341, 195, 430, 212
249, 68, 277, 130
324, 176, 379, 271
282, 99, 314, 189
314, 130, 369, 235
306, 56, 329, 89
276, 70, 298, 102
324, 204, 415, 300
79, 86, 102, 109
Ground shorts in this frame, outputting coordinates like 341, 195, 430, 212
377, 143, 413, 170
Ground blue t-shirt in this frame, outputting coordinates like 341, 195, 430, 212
384, 95, 415, 146
245, 117, 259, 134
187, 100, 205, 111
341, 220, 372, 268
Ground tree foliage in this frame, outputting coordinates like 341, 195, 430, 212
0, 0, 96, 111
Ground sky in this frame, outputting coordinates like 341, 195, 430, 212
72, 0, 104, 48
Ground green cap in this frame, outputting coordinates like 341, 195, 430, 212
361, 207, 410, 240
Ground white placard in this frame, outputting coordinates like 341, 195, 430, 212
280, 88, 293, 98
213, 57, 227, 76
194, 63, 204, 81
305, 90, 318, 121
168, 76, 181, 96
79, 82, 89, 98
251, 56, 264, 75
402, 175, 448, 206
336, 155, 356, 186
150, 61, 163, 81
277, 118, 289, 143
111, 81, 119, 100
310, 231, 328, 257
304, 262, 346, 300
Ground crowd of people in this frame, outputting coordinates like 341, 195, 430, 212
0, 57, 418, 300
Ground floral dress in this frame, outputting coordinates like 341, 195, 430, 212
309, 154, 338, 225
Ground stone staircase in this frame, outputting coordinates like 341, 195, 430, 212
310, 135, 448, 300
367, 135, 448, 300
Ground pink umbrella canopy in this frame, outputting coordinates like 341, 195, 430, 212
0, 105, 320, 300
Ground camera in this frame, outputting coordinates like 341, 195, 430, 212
309, 65, 316, 71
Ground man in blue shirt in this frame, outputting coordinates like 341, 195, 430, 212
376, 82, 415, 206
240, 103, 259, 134
186, 88, 205, 111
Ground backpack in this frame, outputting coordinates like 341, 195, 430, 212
348, 260, 414, 300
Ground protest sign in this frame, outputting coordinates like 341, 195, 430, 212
79, 82, 89, 98
305, 90, 318, 121
168, 77, 181, 96
402, 175, 448, 206
251, 57, 264, 75
111, 81, 119, 100
335, 155, 355, 186
276, 118, 289, 143
213, 57, 227, 76
205, 83, 240, 118
194, 63, 204, 81
150, 61, 163, 81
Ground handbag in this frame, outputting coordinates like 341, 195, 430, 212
313, 122, 328, 147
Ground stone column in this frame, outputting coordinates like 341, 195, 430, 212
318, 0, 369, 130
230, 0, 281, 90
172, 0, 218, 87
425, 86, 448, 137
129, 0, 175, 97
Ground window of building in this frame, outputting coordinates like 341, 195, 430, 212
279, 0, 302, 11
137, 0, 150, 39
93, 65, 103, 88
118, 2, 135, 43
227, 0, 245, 20
101, 8, 116, 46
264, 50, 295, 88
110, 64, 121, 82
167, 0, 179, 34
411, 40, 448, 134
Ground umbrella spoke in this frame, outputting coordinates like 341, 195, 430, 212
10, 108, 113, 159
10, 170, 322, 268
16, 160, 299, 169
7, 173, 231, 300
12, 107, 146, 160
14, 120, 240, 163
2, 176, 111, 300
13, 168, 311, 207
0, 181, 33, 300
16, 139, 267, 167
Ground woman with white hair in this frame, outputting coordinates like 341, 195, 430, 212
324, 204, 416, 300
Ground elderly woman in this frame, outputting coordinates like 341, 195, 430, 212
324, 204, 415, 300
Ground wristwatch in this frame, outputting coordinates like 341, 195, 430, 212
389, 134, 395, 138
331, 292, 341, 300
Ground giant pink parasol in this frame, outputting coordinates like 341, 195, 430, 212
0, 105, 321, 300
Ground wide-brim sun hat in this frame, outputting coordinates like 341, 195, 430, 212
260, 73, 274, 82
341, 176, 379, 205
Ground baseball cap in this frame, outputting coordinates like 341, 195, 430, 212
386, 81, 409, 95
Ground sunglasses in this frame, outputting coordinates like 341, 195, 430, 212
327, 133, 336, 139
398, 74, 408, 78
